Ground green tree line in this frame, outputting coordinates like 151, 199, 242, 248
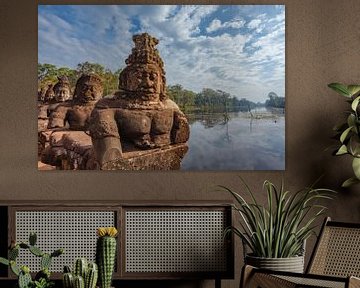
38, 62, 121, 96
265, 92, 285, 108
39, 63, 284, 110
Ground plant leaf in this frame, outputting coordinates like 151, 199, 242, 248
342, 177, 360, 188
0, 257, 9, 266
351, 96, 360, 111
352, 157, 360, 179
336, 145, 348, 155
347, 85, 360, 97
328, 83, 351, 97
340, 126, 353, 143
347, 114, 356, 128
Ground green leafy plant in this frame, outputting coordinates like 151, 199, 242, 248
220, 178, 335, 258
328, 82, 360, 187
0, 232, 63, 288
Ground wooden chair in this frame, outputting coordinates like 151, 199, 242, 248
241, 217, 360, 288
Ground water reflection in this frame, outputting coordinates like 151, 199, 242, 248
181, 108, 285, 170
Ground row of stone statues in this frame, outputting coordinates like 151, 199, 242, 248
38, 33, 190, 170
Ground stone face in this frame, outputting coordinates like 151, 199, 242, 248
48, 74, 103, 130
40, 74, 104, 168
53, 75, 71, 102
89, 33, 190, 169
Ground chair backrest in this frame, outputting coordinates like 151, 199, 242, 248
307, 217, 360, 277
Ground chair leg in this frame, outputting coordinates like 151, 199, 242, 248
240, 265, 255, 288
215, 278, 221, 288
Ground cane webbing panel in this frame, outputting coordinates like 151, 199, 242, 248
125, 210, 227, 273
309, 226, 360, 277
277, 275, 345, 288
15, 211, 115, 272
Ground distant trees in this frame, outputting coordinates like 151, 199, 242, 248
38, 63, 284, 111
38, 62, 121, 96
265, 92, 285, 108
167, 84, 196, 109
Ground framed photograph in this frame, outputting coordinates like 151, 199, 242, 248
37, 5, 285, 171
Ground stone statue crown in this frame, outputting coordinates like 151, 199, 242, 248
125, 33, 164, 70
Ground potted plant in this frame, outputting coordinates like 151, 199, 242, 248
220, 178, 335, 273
328, 82, 360, 187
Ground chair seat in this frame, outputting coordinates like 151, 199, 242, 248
277, 274, 346, 288
242, 265, 360, 288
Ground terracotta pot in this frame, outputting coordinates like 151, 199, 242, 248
245, 254, 305, 273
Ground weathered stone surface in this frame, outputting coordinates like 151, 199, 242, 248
38, 75, 74, 156
44, 84, 55, 103
40, 131, 93, 169
53, 75, 71, 102
102, 144, 189, 170
40, 74, 104, 167
48, 74, 103, 130
89, 33, 190, 169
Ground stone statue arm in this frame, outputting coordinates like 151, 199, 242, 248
89, 108, 122, 166
171, 110, 190, 144
48, 105, 69, 128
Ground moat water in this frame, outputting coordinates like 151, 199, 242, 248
181, 108, 285, 170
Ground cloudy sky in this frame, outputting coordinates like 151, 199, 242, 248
38, 5, 285, 103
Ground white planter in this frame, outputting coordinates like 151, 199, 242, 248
245, 254, 305, 273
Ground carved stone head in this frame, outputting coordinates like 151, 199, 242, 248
73, 74, 103, 104
118, 33, 167, 103
53, 76, 71, 102
44, 84, 55, 103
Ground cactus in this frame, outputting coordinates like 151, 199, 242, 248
51, 248, 64, 258
63, 272, 74, 288
0, 257, 9, 266
0, 232, 63, 288
29, 232, 37, 246
10, 260, 20, 276
96, 227, 118, 288
29, 245, 44, 257
41, 253, 52, 270
9, 246, 19, 260
85, 263, 98, 288
35, 268, 51, 282
18, 269, 32, 288
74, 275, 85, 288
63, 260, 98, 288
74, 258, 88, 279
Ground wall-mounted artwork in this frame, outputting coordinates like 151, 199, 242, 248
37, 5, 285, 171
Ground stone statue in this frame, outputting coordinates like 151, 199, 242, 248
38, 76, 72, 138
40, 73, 103, 169
43, 84, 55, 103
53, 75, 71, 102
89, 33, 190, 168
48, 73, 103, 130
38, 87, 46, 103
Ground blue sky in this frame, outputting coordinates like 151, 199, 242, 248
38, 5, 285, 103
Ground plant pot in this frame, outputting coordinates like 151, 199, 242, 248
245, 254, 304, 273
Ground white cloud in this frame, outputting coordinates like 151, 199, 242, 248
38, 5, 285, 103
247, 19, 261, 29
206, 18, 245, 33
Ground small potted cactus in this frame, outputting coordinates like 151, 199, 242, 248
96, 227, 118, 288
62, 258, 98, 288
0, 232, 64, 288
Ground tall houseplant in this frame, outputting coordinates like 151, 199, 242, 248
328, 83, 360, 187
221, 179, 334, 272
